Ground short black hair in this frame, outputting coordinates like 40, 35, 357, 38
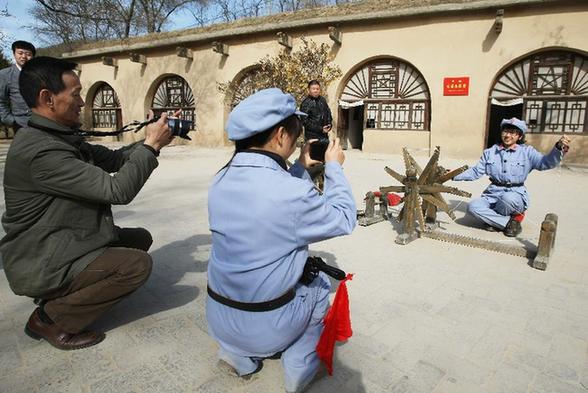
308, 80, 321, 88
235, 114, 302, 151
19, 56, 78, 108
12, 40, 36, 56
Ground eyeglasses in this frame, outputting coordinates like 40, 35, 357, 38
501, 129, 520, 135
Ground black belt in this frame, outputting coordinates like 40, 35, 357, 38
207, 257, 345, 312
207, 285, 296, 312
490, 178, 524, 187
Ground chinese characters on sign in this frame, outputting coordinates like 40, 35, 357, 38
443, 77, 470, 96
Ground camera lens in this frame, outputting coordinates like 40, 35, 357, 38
165, 117, 193, 139
179, 120, 188, 133
167, 119, 177, 135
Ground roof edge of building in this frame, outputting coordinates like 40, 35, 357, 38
62, 0, 565, 60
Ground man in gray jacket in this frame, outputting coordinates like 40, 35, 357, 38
0, 40, 35, 132
0, 56, 174, 350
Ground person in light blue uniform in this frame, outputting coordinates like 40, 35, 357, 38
206, 88, 356, 393
453, 117, 571, 237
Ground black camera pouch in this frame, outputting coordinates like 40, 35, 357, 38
299, 256, 346, 286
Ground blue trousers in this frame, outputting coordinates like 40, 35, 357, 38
207, 273, 331, 393
467, 191, 525, 229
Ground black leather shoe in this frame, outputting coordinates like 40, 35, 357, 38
504, 218, 522, 237
218, 359, 263, 380
241, 360, 263, 380
24, 308, 105, 350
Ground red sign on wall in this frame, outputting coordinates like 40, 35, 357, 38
443, 77, 470, 96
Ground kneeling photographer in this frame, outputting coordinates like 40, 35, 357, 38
0, 56, 175, 350
206, 88, 356, 393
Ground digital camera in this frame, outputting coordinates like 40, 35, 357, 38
153, 116, 193, 140
167, 117, 193, 140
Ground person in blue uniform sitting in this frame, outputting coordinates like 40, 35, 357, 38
206, 88, 356, 393
453, 117, 570, 237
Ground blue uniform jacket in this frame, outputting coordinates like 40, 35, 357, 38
454, 143, 563, 207
207, 152, 356, 303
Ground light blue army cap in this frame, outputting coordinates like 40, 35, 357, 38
501, 117, 527, 133
227, 88, 306, 141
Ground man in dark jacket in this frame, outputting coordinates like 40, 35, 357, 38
0, 56, 174, 350
300, 80, 332, 141
0, 40, 35, 133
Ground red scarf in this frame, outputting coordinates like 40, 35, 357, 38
316, 274, 354, 375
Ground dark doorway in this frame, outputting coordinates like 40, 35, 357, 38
336, 107, 349, 149
487, 103, 523, 148
348, 105, 365, 149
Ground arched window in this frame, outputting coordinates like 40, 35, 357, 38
491, 51, 588, 133
92, 83, 121, 129
230, 67, 263, 108
151, 76, 195, 129
340, 59, 430, 130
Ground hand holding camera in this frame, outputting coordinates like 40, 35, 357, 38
144, 111, 174, 152
299, 139, 322, 169
556, 135, 571, 152
303, 138, 345, 167
325, 138, 345, 166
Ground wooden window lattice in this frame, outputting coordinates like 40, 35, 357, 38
529, 53, 572, 96
341, 60, 430, 131
366, 101, 427, 130
92, 83, 121, 129
491, 51, 588, 133
369, 64, 397, 98
152, 76, 196, 129
525, 98, 587, 133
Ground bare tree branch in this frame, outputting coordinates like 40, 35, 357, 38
31, 0, 202, 44
34, 0, 111, 21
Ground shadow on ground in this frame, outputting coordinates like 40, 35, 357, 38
92, 234, 211, 331
306, 350, 367, 393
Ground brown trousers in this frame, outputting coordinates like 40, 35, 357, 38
43, 227, 153, 333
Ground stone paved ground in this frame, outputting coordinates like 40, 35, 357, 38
0, 142, 587, 393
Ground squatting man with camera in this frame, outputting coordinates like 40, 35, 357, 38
0, 56, 176, 350
0, 54, 353, 392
